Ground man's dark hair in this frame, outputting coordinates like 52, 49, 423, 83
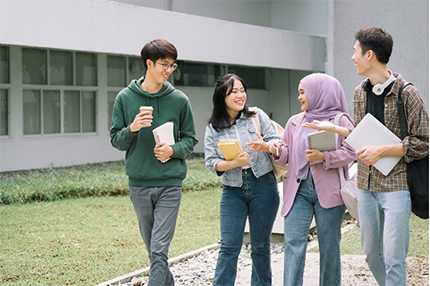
140, 39, 178, 69
355, 27, 393, 64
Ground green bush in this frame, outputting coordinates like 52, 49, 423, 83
0, 158, 221, 205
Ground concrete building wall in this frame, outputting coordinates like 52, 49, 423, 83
267, 69, 313, 125
329, 0, 429, 114
270, 0, 329, 37
113, 0, 272, 27
0, 0, 325, 172
1, 0, 427, 172
0, 0, 325, 71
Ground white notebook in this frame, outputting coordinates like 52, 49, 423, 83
345, 113, 402, 176
152, 122, 175, 163
152, 121, 175, 145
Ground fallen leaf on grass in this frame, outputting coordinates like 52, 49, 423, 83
6, 274, 21, 280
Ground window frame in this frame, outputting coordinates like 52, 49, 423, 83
106, 55, 144, 131
0, 88, 9, 137
21, 47, 98, 137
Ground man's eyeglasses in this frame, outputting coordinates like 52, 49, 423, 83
155, 61, 178, 71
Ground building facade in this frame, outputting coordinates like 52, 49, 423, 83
0, 0, 428, 172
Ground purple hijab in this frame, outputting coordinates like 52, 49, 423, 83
293, 73, 349, 180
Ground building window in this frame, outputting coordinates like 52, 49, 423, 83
227, 65, 266, 89
82, 91, 96, 133
108, 56, 144, 87
21, 48, 97, 136
128, 57, 144, 83
0, 46, 9, 84
43, 90, 61, 134
64, 90, 81, 133
174, 61, 219, 87
22, 48, 47, 85
106, 56, 143, 131
50, 50, 73, 85
64, 90, 96, 133
23, 89, 41, 135
23, 89, 96, 135
1, 46, 9, 136
107, 56, 126, 87
0, 89, 8, 136
76, 52, 97, 86
107, 91, 117, 131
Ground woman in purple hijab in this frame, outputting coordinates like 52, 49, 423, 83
269, 73, 356, 286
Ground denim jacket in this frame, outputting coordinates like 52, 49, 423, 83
204, 108, 281, 187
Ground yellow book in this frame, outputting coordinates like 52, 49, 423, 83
217, 139, 243, 161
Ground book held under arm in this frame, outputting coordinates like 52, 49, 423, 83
307, 130, 337, 165
217, 139, 243, 161
345, 113, 402, 176
152, 122, 175, 163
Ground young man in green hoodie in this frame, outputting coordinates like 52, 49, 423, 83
110, 39, 198, 285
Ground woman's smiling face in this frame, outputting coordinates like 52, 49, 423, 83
298, 82, 308, 111
225, 79, 247, 119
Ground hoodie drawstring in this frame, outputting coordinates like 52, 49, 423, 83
157, 98, 160, 117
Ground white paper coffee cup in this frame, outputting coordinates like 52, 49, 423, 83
139, 106, 153, 116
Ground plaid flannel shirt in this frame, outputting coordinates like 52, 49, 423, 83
353, 73, 429, 192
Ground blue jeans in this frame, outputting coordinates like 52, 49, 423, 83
129, 186, 182, 286
213, 169, 279, 286
358, 189, 411, 286
283, 170, 345, 286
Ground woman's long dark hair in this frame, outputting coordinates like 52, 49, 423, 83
207, 73, 256, 131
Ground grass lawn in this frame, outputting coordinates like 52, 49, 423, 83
1, 159, 428, 285
0, 188, 222, 285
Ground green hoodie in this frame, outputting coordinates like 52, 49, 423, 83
110, 77, 198, 187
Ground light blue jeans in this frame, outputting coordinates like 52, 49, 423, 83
213, 169, 279, 286
129, 186, 182, 286
283, 170, 345, 286
358, 188, 411, 286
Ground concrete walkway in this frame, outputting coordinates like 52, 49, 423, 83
235, 251, 378, 285
237, 223, 379, 285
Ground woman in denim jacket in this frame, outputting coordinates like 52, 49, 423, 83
205, 73, 281, 286
269, 73, 356, 286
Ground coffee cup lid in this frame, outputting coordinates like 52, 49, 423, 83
140, 106, 153, 110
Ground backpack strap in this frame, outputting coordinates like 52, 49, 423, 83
397, 82, 413, 140
249, 107, 261, 134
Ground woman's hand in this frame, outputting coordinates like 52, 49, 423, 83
233, 152, 250, 166
246, 132, 270, 152
246, 140, 265, 152
302, 120, 336, 132
215, 152, 249, 172
269, 141, 282, 157
305, 149, 324, 163
302, 120, 351, 138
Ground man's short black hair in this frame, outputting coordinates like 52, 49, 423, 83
355, 27, 393, 64
140, 39, 178, 69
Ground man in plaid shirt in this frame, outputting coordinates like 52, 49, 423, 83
351, 27, 429, 286
302, 27, 428, 285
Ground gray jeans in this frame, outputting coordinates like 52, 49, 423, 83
129, 185, 182, 286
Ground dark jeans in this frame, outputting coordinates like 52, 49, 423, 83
213, 170, 279, 286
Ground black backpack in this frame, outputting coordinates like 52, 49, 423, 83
397, 82, 429, 219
